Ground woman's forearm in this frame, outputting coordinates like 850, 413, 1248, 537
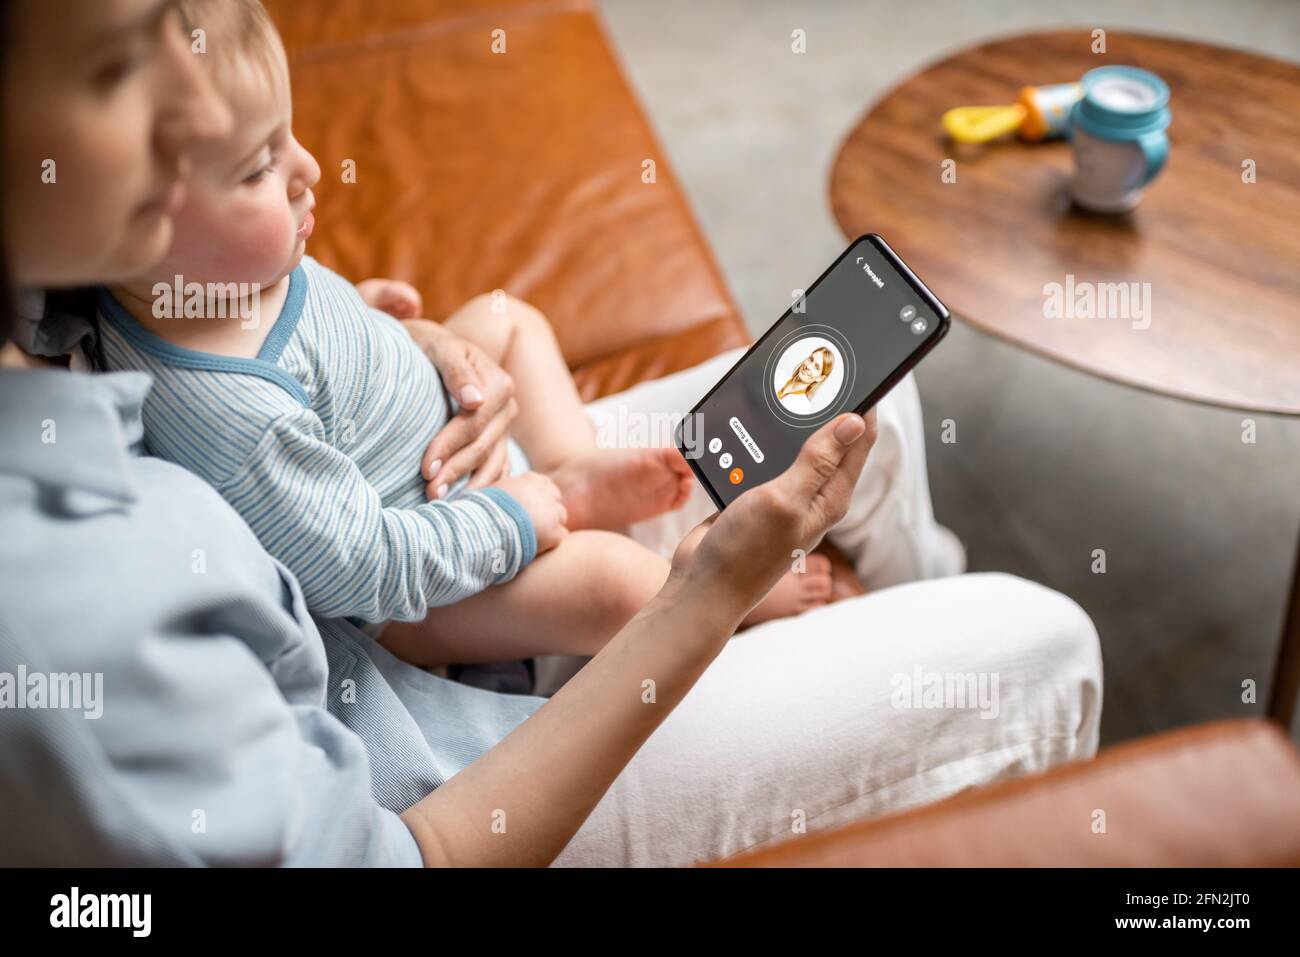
399, 572, 741, 866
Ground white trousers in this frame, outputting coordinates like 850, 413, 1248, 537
552, 350, 1103, 866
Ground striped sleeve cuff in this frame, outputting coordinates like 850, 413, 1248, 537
477, 487, 538, 568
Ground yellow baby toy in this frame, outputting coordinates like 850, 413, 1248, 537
942, 82, 1083, 143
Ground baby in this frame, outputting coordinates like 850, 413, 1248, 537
98, 0, 833, 670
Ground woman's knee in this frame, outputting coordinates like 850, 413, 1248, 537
985, 574, 1098, 663
966, 573, 1103, 757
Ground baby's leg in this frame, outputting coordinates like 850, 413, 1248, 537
379, 530, 670, 667
443, 293, 694, 530
670, 531, 835, 628
442, 293, 594, 472
743, 553, 834, 625
545, 446, 694, 531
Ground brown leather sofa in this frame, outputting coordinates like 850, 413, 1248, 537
716, 719, 1300, 866
264, 0, 1300, 866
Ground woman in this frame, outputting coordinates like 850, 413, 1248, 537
777, 345, 835, 401
0, 0, 1101, 866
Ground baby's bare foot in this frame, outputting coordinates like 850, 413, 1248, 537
551, 446, 694, 531
742, 553, 834, 627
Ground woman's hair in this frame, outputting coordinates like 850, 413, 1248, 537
778, 346, 834, 400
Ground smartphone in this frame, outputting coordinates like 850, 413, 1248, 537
676, 234, 950, 509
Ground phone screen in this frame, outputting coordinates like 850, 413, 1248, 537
678, 234, 950, 508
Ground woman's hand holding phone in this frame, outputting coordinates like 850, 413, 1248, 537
666, 410, 877, 634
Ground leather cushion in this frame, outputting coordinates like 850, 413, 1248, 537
264, 0, 749, 400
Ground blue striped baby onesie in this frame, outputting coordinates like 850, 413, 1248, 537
97, 257, 536, 624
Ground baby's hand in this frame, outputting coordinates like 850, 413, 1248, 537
356, 278, 423, 319
492, 472, 567, 554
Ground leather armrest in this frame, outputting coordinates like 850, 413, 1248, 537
713, 719, 1300, 866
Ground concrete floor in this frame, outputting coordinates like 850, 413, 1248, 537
598, 0, 1300, 745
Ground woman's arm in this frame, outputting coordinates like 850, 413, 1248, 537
401, 411, 876, 865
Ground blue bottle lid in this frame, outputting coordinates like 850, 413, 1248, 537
1072, 66, 1171, 141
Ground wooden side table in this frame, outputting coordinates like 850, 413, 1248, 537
828, 31, 1300, 726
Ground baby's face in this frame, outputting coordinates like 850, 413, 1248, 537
149, 43, 320, 290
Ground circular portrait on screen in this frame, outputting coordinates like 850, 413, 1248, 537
772, 336, 844, 416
